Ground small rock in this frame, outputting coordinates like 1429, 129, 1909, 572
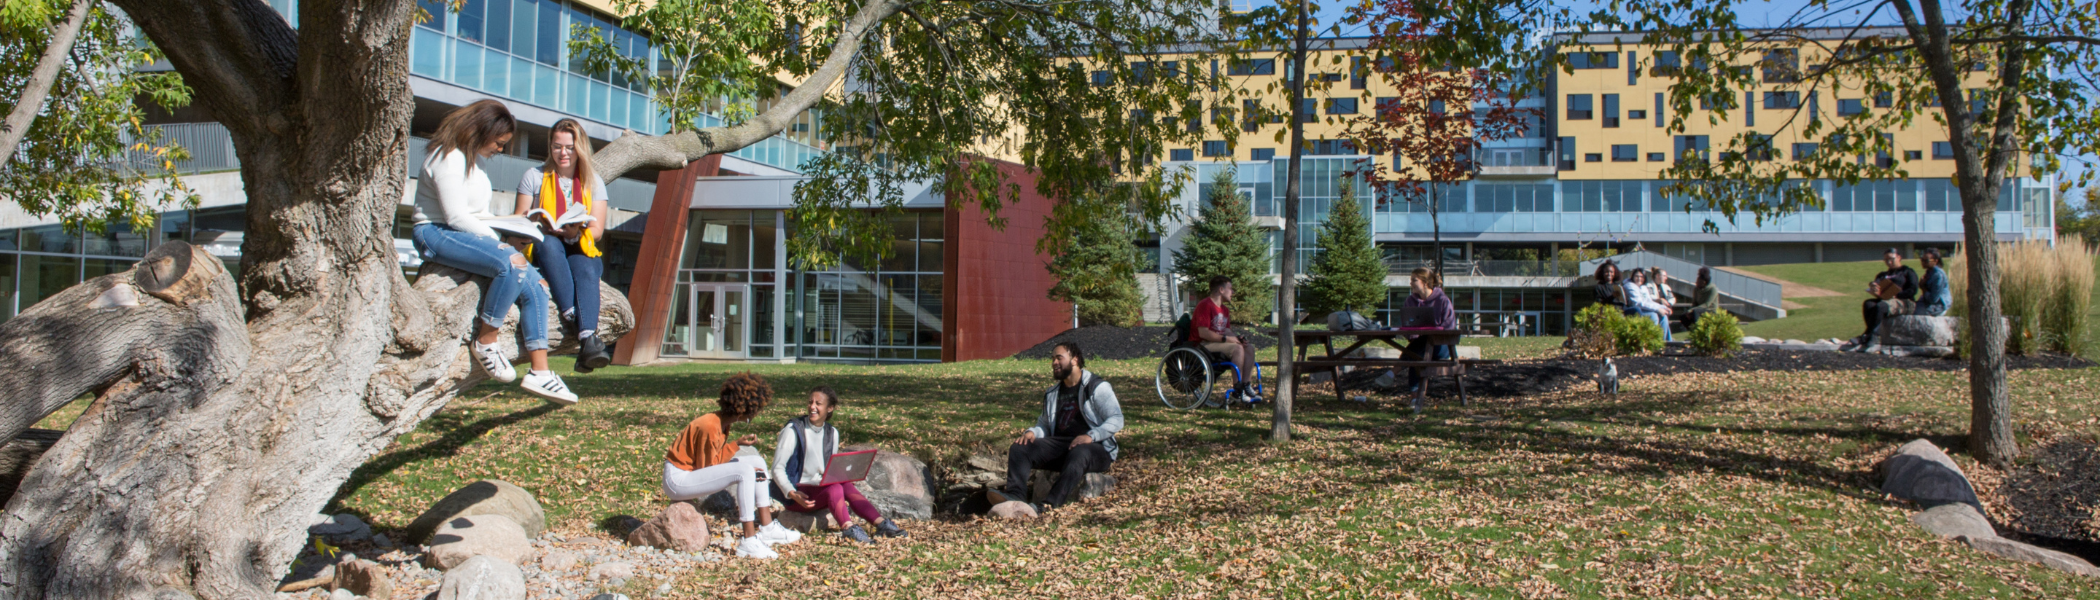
370, 534, 393, 548
538, 549, 578, 572
436, 555, 526, 600
628, 503, 710, 552
328, 588, 354, 600
332, 559, 393, 600
776, 509, 842, 532
1741, 336, 1766, 344
588, 561, 635, 581
1963, 535, 2100, 577
309, 514, 372, 544
988, 501, 1037, 520
1910, 503, 1996, 540
1781, 339, 1806, 346
590, 594, 632, 600
425, 515, 532, 570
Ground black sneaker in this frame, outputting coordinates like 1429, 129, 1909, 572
985, 488, 1014, 506
578, 335, 612, 372
874, 519, 908, 538
841, 524, 875, 544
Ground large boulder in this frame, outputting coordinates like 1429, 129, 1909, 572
1963, 536, 2100, 577
407, 480, 547, 543
308, 513, 372, 544
626, 502, 710, 552
1881, 315, 1960, 347
1027, 471, 1116, 505
852, 447, 937, 506
425, 514, 532, 570
863, 489, 933, 521
1878, 439, 1981, 510
436, 555, 526, 600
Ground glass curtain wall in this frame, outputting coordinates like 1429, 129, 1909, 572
0, 222, 157, 322
662, 210, 779, 358
794, 212, 944, 362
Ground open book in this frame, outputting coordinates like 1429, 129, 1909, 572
479, 216, 545, 241
526, 202, 596, 230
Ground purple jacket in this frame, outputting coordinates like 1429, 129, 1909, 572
1403, 288, 1456, 330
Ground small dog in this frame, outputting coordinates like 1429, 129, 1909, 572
1597, 357, 1619, 395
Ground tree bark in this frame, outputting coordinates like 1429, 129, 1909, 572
1892, 0, 2019, 465
0, 0, 95, 168
1272, 0, 1310, 443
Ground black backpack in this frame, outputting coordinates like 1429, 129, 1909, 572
1168, 312, 1193, 348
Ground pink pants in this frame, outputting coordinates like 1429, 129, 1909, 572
788, 482, 882, 525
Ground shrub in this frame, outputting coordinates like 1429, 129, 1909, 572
1567, 304, 1621, 358
1948, 239, 2096, 357
1687, 310, 1744, 356
1611, 312, 1666, 356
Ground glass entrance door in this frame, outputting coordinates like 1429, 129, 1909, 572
686, 283, 749, 359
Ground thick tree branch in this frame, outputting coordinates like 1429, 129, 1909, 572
0, 0, 94, 168
102, 0, 299, 139
592, 0, 905, 179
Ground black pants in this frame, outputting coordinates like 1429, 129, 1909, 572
1861, 299, 1916, 339
1004, 436, 1113, 508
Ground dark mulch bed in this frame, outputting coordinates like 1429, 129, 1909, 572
1312, 348, 2094, 401
1011, 326, 1277, 361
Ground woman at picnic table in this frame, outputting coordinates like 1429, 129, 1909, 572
771, 386, 910, 544
662, 372, 803, 559
1622, 268, 1674, 341
1384, 267, 1455, 405
1686, 267, 1722, 325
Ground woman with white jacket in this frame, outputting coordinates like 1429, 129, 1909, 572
1621, 268, 1674, 341
410, 99, 576, 405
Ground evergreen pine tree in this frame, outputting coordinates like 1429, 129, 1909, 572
1172, 169, 1276, 324
1302, 179, 1387, 317
1046, 209, 1147, 327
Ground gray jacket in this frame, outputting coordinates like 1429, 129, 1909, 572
1024, 370, 1124, 460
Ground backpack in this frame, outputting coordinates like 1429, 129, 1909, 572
1326, 310, 1374, 332
1168, 312, 1193, 347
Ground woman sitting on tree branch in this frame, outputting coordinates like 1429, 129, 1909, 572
410, 99, 577, 405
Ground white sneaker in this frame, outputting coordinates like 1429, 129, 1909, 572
473, 342, 516, 383
758, 520, 802, 546
735, 536, 778, 559
520, 370, 578, 406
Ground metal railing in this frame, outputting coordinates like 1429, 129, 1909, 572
1388, 259, 1577, 277
1580, 251, 1783, 309
129, 123, 240, 174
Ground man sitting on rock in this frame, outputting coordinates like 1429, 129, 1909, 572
1851, 248, 1921, 352
987, 341, 1123, 513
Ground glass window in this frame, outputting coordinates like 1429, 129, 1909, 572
1838, 98, 1865, 116
457, 0, 485, 43
0, 252, 14, 321
510, 0, 536, 59
510, 55, 534, 101
484, 0, 511, 51
1762, 91, 1801, 109
1793, 143, 1819, 160
417, 0, 447, 31
1170, 148, 1194, 161
482, 47, 507, 94
1647, 152, 1664, 162
1566, 94, 1592, 120
412, 27, 445, 78
1326, 97, 1358, 115
536, 0, 562, 65
20, 254, 77, 312
1251, 148, 1275, 161
1202, 140, 1228, 157
1932, 141, 1954, 159
1610, 144, 1637, 162
1602, 94, 1619, 127
752, 211, 778, 270
452, 39, 482, 89
20, 225, 76, 254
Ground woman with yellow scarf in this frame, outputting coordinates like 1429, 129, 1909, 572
513, 119, 614, 371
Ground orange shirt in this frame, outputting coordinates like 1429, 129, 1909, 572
665, 413, 736, 471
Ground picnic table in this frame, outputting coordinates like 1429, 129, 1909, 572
1258, 328, 1500, 406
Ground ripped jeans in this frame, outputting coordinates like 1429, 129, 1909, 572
412, 223, 550, 351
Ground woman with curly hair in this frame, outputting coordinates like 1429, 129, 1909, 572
663, 372, 802, 559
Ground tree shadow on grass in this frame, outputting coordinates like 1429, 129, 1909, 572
328, 402, 561, 513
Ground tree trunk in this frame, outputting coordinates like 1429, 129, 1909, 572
0, 0, 95, 168
1272, 0, 1310, 443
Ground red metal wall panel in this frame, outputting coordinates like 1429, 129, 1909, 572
612, 155, 720, 366
942, 161, 1072, 362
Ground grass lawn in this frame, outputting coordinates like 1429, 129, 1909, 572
44, 350, 2089, 598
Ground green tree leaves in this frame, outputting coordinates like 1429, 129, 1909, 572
1301, 179, 1385, 316
1173, 169, 1276, 325
1045, 198, 1146, 328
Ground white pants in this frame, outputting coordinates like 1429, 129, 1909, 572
662, 456, 768, 522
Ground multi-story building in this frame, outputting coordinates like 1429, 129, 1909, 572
1141, 30, 2059, 335
0, 0, 1072, 364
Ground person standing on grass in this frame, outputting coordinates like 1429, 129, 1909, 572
1851, 248, 1921, 352
772, 386, 910, 544
1622, 269, 1674, 341
1915, 248, 1951, 317
1189, 275, 1257, 400
988, 342, 1123, 513
410, 99, 575, 405
662, 372, 803, 559
514, 118, 614, 373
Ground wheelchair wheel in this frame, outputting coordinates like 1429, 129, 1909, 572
1156, 346, 1215, 410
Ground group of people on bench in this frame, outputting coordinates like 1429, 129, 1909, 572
1592, 262, 1722, 338
656, 342, 1124, 559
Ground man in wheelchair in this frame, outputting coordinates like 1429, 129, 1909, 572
1189, 276, 1256, 400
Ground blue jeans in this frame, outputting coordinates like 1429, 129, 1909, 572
412, 223, 550, 351
531, 233, 603, 333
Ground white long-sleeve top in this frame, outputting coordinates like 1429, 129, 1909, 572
771, 417, 837, 496
413, 148, 500, 240
1622, 280, 1668, 313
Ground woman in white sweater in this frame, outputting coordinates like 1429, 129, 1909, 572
1620, 268, 1674, 341
410, 100, 575, 405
